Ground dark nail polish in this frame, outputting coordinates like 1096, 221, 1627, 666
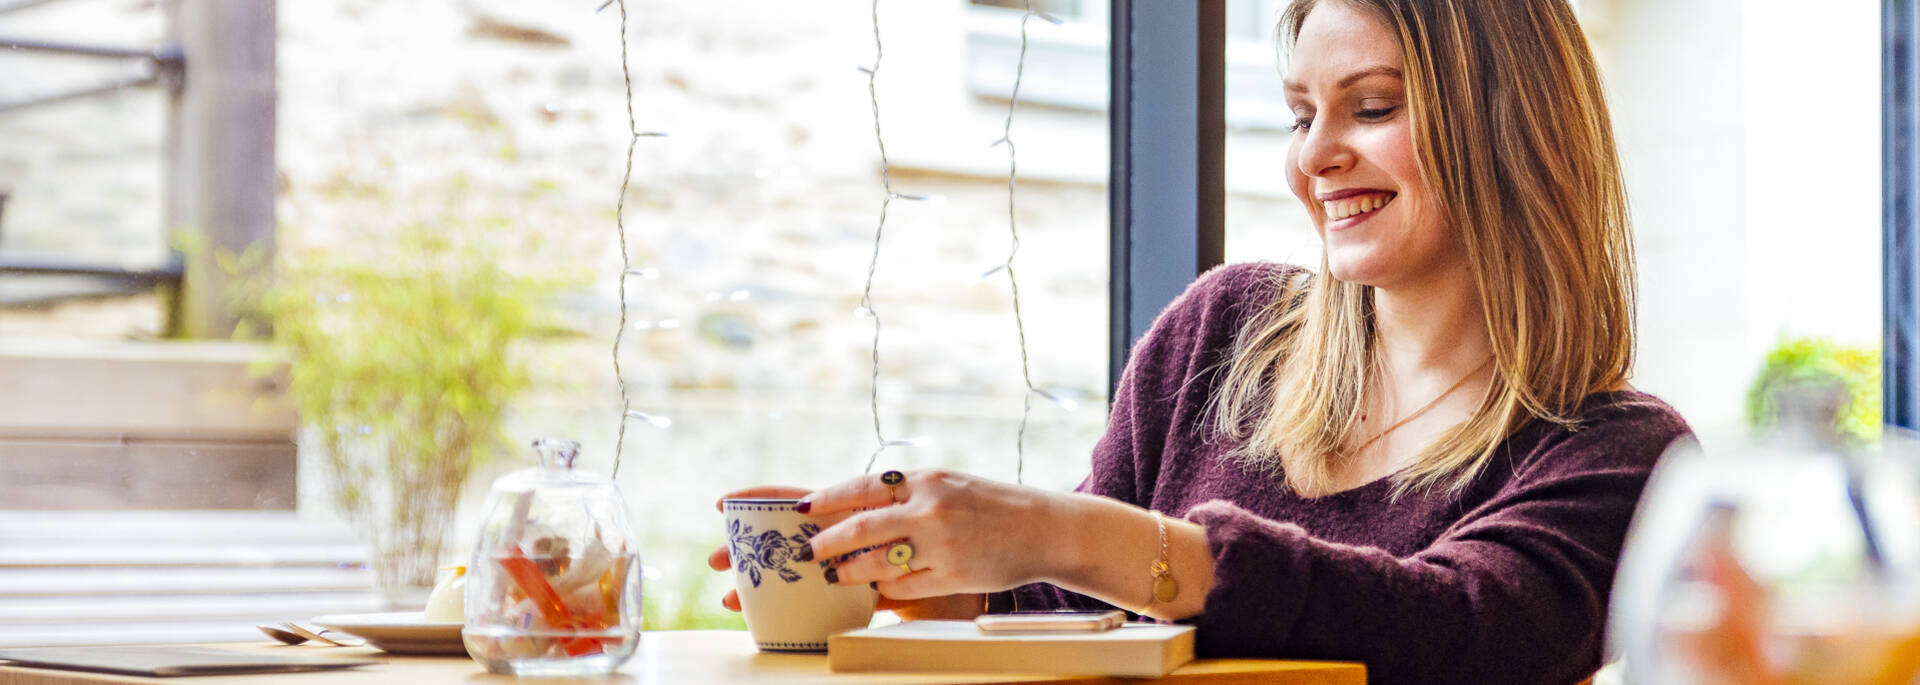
869, 582, 878, 591
795, 499, 812, 514
824, 567, 840, 585
795, 543, 814, 563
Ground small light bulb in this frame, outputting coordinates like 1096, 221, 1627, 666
626, 411, 673, 428
1036, 389, 1082, 413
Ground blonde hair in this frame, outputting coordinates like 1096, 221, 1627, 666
1214, 0, 1635, 497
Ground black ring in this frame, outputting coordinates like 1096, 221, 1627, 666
880, 470, 905, 503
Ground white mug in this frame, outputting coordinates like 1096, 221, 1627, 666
722, 498, 878, 651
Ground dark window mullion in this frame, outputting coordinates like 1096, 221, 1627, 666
1109, 0, 1226, 400
1886, 0, 1919, 431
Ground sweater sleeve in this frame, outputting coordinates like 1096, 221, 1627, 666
1183, 399, 1689, 685
1002, 262, 1294, 613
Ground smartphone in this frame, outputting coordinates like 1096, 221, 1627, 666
974, 609, 1126, 633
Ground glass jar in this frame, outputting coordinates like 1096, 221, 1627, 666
463, 439, 642, 676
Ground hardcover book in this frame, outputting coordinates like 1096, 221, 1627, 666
827, 619, 1196, 678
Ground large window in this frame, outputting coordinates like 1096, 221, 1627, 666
0, 0, 1110, 643
1221, 0, 1885, 448
1595, 0, 1879, 445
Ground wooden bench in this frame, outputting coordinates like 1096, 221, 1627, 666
0, 338, 296, 509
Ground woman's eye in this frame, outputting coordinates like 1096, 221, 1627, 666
1288, 116, 1313, 133
1356, 106, 1397, 121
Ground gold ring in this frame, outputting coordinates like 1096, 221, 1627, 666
880, 470, 905, 503
886, 542, 915, 574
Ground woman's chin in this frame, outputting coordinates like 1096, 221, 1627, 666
1323, 253, 1387, 286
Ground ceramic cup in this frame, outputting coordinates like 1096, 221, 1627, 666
722, 498, 878, 652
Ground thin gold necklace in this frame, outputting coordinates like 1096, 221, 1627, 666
1352, 357, 1493, 454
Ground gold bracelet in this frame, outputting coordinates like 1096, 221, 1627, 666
1135, 511, 1178, 614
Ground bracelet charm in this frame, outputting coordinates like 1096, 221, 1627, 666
1151, 559, 1179, 604
1137, 511, 1177, 613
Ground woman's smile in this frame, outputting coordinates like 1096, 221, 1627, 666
1318, 189, 1397, 230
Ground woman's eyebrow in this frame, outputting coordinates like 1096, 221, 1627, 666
1284, 65, 1404, 93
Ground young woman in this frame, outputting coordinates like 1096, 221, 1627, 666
711, 1, 1689, 682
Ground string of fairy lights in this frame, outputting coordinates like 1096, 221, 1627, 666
605, 0, 1067, 482
607, 0, 668, 480
994, 1, 1064, 483
854, 0, 918, 476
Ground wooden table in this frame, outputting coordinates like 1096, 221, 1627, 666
0, 631, 1364, 684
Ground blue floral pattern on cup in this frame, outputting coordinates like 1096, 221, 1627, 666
730, 520, 819, 588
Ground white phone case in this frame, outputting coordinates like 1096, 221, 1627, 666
973, 610, 1126, 633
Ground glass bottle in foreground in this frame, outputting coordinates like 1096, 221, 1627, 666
1612, 385, 1920, 684
464, 439, 642, 676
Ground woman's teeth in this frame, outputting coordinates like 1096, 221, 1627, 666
1323, 193, 1394, 220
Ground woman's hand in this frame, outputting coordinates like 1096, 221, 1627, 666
796, 469, 1065, 601
708, 485, 984, 619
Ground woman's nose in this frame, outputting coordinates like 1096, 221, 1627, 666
1295, 125, 1355, 178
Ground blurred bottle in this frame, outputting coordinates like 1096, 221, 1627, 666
1612, 381, 1920, 684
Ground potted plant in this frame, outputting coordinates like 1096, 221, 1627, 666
1746, 337, 1881, 445
253, 223, 565, 606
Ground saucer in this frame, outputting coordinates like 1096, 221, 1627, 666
310, 612, 466, 656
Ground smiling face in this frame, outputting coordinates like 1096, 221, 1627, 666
1284, 1, 1456, 290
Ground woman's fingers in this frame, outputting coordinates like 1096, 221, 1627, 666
877, 567, 947, 601
805, 506, 917, 562
713, 485, 812, 512
800, 470, 917, 517
721, 589, 741, 612
823, 539, 920, 587
707, 544, 730, 571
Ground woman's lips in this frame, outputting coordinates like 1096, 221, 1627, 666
1322, 191, 1394, 219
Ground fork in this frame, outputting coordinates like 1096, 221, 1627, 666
278, 617, 366, 644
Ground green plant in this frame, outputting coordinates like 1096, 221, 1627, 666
253, 222, 568, 602
1746, 337, 1882, 445
641, 546, 747, 632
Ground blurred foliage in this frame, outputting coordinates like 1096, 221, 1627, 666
642, 545, 748, 632
242, 220, 578, 593
1746, 337, 1882, 445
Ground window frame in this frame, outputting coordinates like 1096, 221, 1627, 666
1886, 0, 1918, 430
1107, 0, 1226, 397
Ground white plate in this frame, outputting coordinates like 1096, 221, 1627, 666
311, 612, 466, 656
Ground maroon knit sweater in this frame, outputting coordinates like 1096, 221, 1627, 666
1002, 262, 1692, 685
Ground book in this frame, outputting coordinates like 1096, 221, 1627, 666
827, 619, 1196, 677
0, 646, 378, 677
